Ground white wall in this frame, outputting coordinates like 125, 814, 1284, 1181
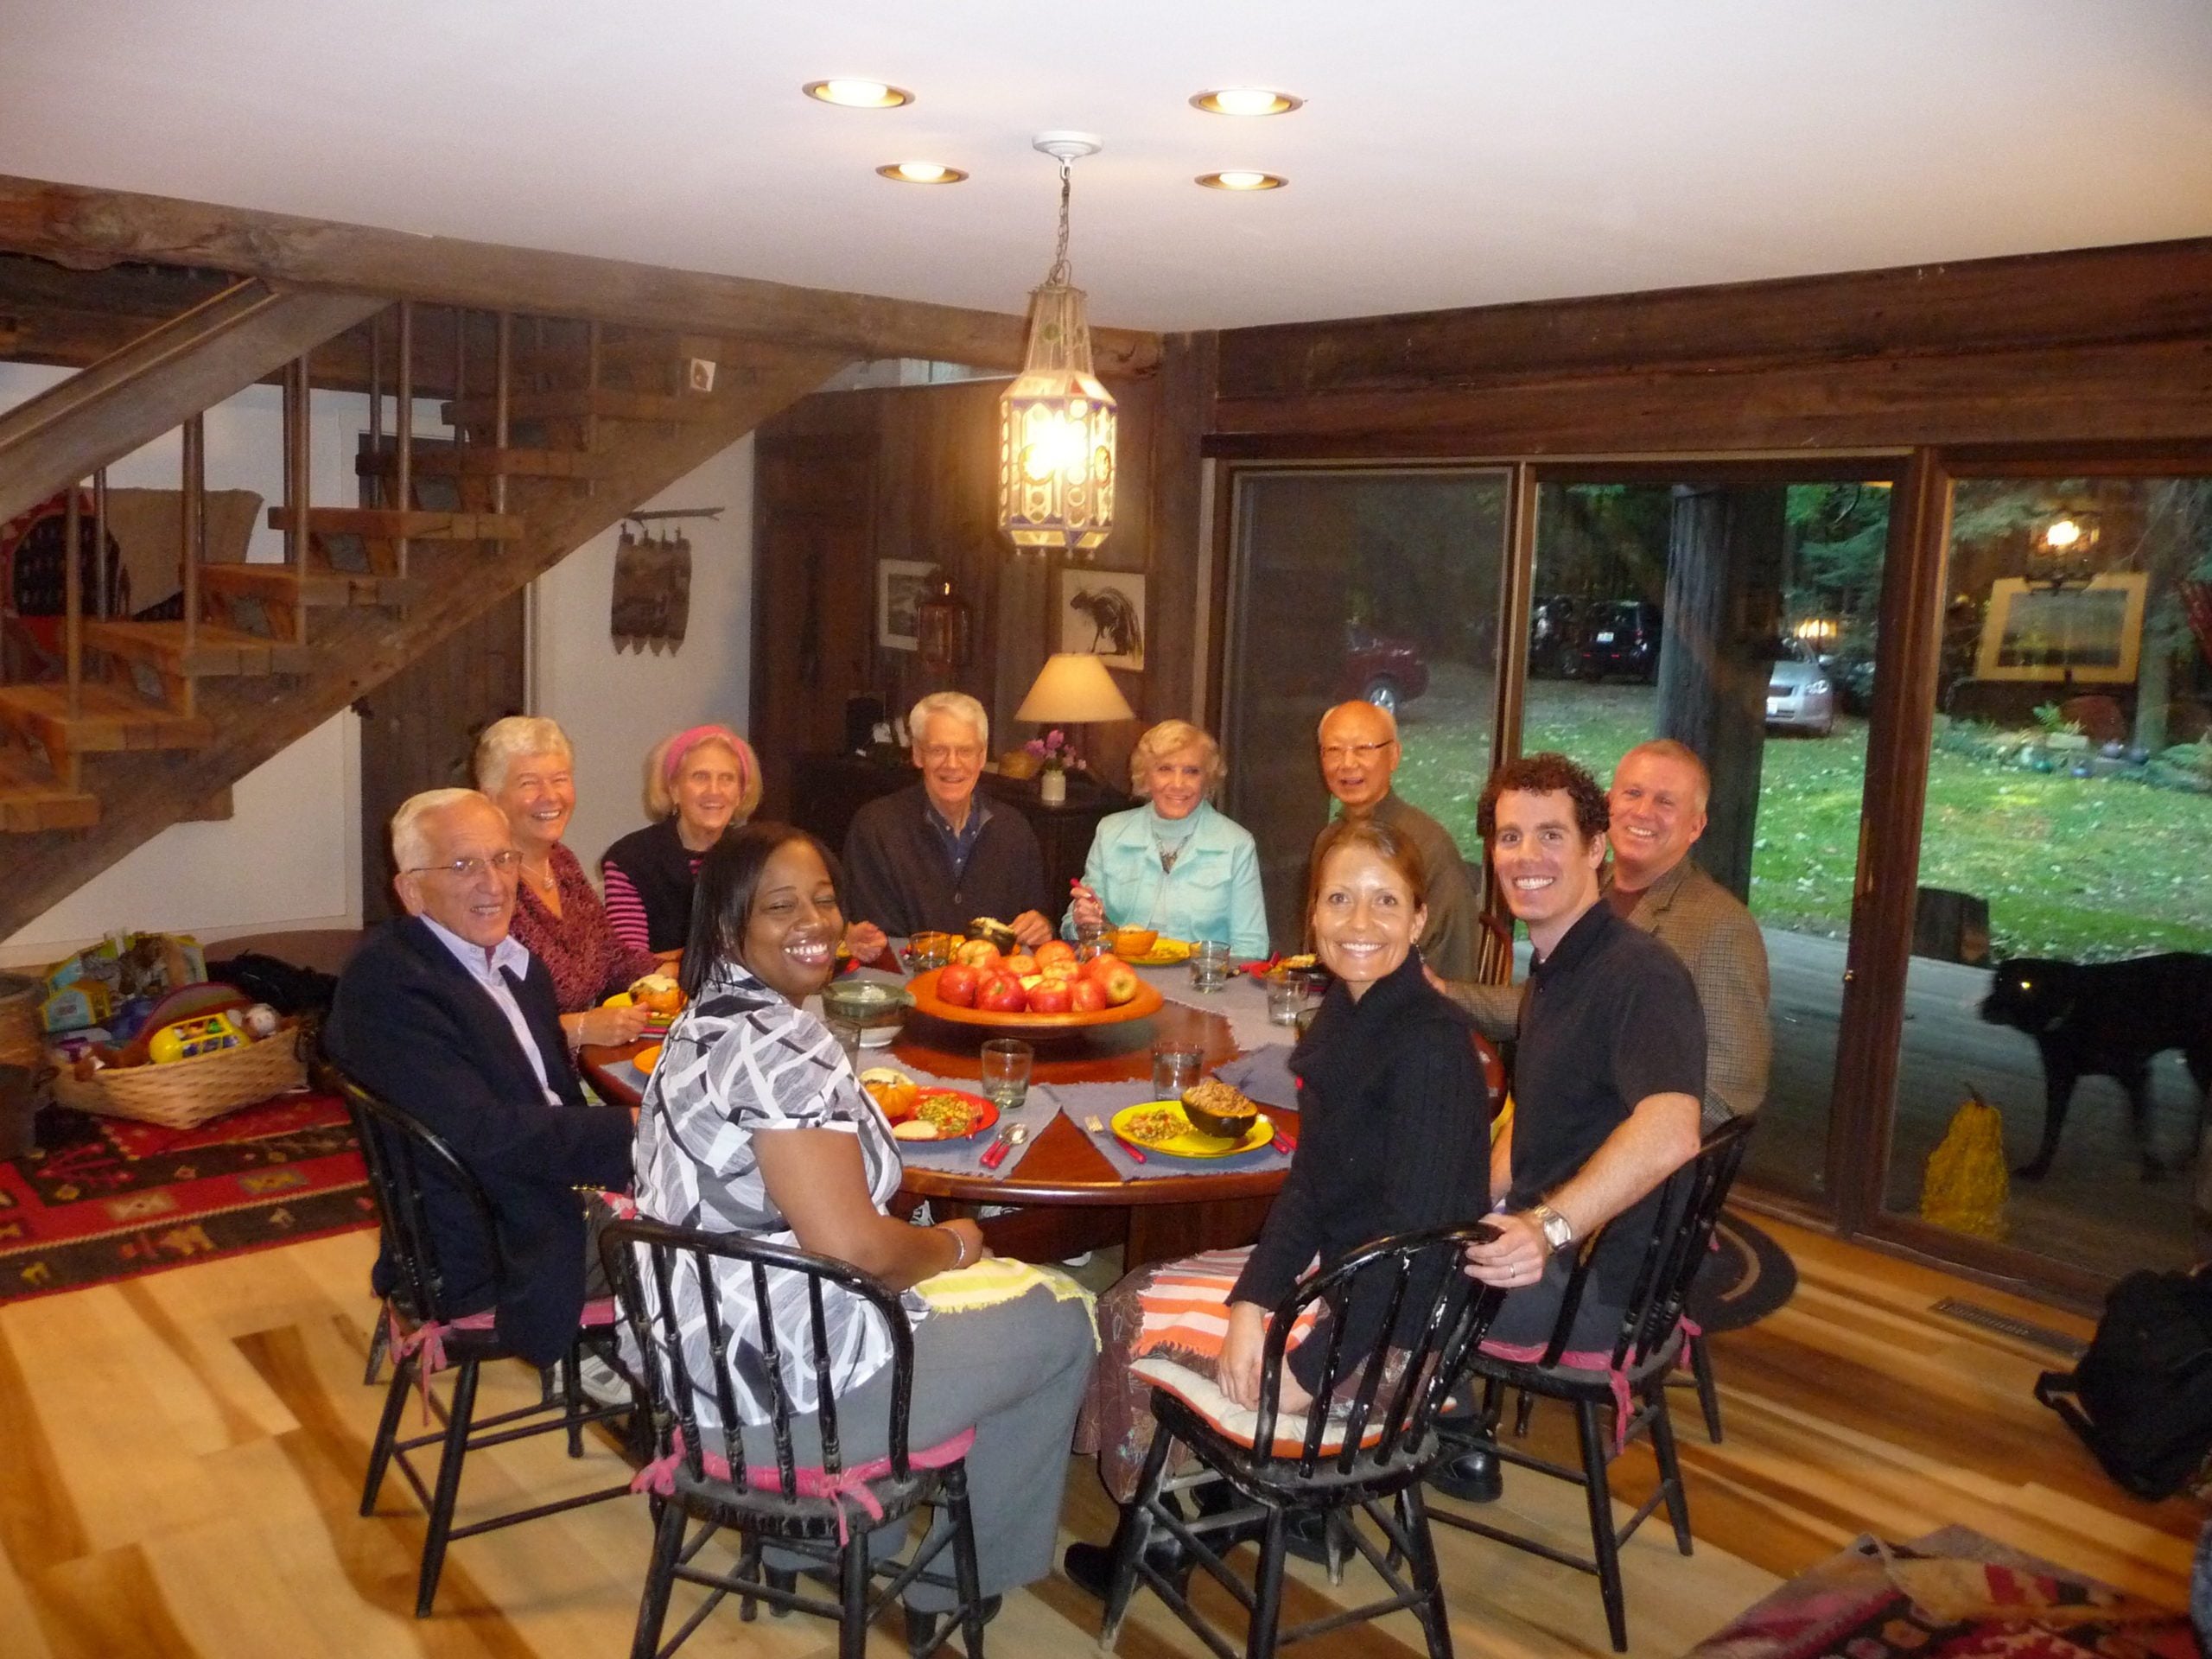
531, 435, 756, 870
0, 357, 760, 966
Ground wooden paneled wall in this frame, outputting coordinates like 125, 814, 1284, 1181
753, 366, 1195, 798
1209, 237, 2212, 457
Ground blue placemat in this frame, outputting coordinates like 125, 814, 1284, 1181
1051, 1077, 1291, 1182
1212, 1046, 1301, 1112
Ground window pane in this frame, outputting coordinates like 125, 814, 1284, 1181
1522, 480, 1890, 1209
1224, 471, 1509, 944
1886, 478, 2212, 1275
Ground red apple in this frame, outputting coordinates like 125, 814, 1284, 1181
1082, 950, 1125, 982
1002, 952, 1039, 979
956, 938, 1002, 971
977, 975, 1027, 1014
1034, 940, 1076, 969
1096, 962, 1141, 1007
936, 963, 979, 1007
1068, 979, 1108, 1013
1027, 980, 1073, 1014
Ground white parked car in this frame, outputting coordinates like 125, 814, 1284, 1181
1765, 639, 1836, 736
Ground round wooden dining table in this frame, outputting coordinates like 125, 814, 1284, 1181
579, 992, 1298, 1271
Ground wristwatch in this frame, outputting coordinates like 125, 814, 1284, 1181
1526, 1202, 1575, 1255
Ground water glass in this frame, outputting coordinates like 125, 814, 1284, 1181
1264, 971, 1310, 1027
1189, 940, 1232, 994
906, 931, 954, 971
1072, 919, 1109, 966
979, 1039, 1033, 1109
1151, 1039, 1204, 1099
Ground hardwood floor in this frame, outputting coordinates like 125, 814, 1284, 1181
0, 1217, 2195, 1657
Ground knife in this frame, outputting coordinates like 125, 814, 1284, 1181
1084, 1113, 1147, 1164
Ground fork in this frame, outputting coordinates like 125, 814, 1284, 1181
1085, 1113, 1146, 1164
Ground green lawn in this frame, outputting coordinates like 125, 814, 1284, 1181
1394, 678, 2212, 961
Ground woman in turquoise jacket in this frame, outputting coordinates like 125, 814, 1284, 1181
1065, 720, 1272, 959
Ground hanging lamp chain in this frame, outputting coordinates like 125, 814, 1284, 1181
1048, 157, 1074, 287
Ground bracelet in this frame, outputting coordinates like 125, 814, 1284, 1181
936, 1224, 970, 1269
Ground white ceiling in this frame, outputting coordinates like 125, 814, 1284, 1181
4, 1, 2210, 334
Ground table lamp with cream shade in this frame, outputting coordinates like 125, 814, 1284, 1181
1015, 652, 1134, 803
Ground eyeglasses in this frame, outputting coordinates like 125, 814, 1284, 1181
920, 745, 983, 765
1320, 741, 1396, 763
404, 850, 523, 880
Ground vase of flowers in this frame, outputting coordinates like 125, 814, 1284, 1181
1026, 728, 1080, 804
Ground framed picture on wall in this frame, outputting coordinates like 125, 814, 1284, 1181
877, 559, 934, 652
1974, 574, 2148, 684
1059, 569, 1146, 671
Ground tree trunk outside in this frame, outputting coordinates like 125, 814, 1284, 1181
1656, 485, 1787, 902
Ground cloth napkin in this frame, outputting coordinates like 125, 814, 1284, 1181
1211, 1046, 1301, 1112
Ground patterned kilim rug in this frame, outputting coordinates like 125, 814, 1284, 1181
0, 1091, 372, 1303
1686, 1525, 2194, 1659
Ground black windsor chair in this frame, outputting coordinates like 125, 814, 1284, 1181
318, 1060, 639, 1617
1429, 1113, 1756, 1651
598, 1216, 989, 1659
1099, 1223, 1503, 1659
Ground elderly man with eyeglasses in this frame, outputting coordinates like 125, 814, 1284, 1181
325, 787, 632, 1369
1311, 700, 1483, 981
842, 690, 1054, 951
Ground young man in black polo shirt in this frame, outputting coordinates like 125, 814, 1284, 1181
1461, 752, 1706, 1348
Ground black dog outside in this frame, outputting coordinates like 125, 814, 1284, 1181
1978, 952, 2212, 1181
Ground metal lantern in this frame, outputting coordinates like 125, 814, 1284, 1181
999, 135, 1117, 554
915, 569, 971, 674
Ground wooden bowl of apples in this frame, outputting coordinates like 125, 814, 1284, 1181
906, 938, 1163, 1032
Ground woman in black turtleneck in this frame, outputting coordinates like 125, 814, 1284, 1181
1065, 816, 1496, 1595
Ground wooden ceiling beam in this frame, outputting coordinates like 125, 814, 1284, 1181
0, 174, 1160, 376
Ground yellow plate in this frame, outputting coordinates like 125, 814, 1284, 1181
1125, 938, 1192, 967
1111, 1100, 1273, 1160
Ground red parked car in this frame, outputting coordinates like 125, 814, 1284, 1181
1341, 625, 1429, 717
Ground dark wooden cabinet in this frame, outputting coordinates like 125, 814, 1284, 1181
791, 753, 1130, 906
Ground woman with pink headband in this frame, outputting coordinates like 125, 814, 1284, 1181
601, 724, 764, 955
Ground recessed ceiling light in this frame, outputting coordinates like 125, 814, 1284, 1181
876, 161, 969, 184
1191, 87, 1302, 117
1197, 170, 1287, 191
803, 79, 913, 109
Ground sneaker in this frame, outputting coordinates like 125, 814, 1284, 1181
576, 1353, 632, 1409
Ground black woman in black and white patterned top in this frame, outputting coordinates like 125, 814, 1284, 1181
626, 823, 1096, 1623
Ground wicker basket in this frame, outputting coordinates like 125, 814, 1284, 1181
0, 972, 40, 1069
52, 1033, 308, 1129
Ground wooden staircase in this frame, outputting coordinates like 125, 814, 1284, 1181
0, 293, 841, 936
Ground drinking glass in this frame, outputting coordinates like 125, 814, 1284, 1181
1072, 919, 1109, 966
1151, 1039, 1204, 1098
980, 1039, 1033, 1109
1264, 970, 1310, 1027
906, 931, 954, 971
1189, 940, 1232, 994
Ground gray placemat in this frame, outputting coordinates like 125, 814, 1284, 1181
1134, 961, 1288, 1052
889, 1064, 1060, 1179
1051, 1077, 1291, 1182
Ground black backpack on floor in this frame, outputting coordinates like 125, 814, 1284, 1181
2036, 1267, 2212, 1501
